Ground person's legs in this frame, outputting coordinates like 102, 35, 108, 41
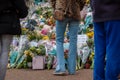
105, 20, 120, 80
93, 22, 106, 80
0, 35, 13, 80
67, 20, 79, 74
55, 20, 67, 73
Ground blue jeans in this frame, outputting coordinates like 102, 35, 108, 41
55, 18, 79, 74
94, 20, 120, 80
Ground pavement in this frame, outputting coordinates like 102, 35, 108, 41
5, 69, 93, 80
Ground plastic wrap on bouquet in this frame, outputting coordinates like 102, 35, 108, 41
84, 12, 93, 28
10, 35, 29, 68
9, 50, 18, 67
77, 35, 90, 63
32, 56, 45, 69
77, 35, 89, 69
44, 40, 56, 69
81, 46, 90, 64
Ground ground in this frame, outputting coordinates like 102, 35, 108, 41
5, 69, 93, 80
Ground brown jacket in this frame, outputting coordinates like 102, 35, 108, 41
50, 0, 86, 20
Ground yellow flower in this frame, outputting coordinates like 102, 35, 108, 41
89, 52, 94, 60
86, 31, 94, 38
42, 35, 49, 40
91, 52, 94, 56
24, 50, 30, 55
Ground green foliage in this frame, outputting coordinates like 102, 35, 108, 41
27, 31, 43, 41
29, 45, 46, 56
35, 8, 43, 15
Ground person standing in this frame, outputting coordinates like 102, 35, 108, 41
90, 0, 120, 80
0, 0, 28, 80
50, 0, 85, 75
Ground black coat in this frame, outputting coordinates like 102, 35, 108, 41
0, 0, 28, 35
90, 0, 120, 22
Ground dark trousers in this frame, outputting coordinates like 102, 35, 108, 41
93, 20, 120, 80
0, 35, 13, 80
